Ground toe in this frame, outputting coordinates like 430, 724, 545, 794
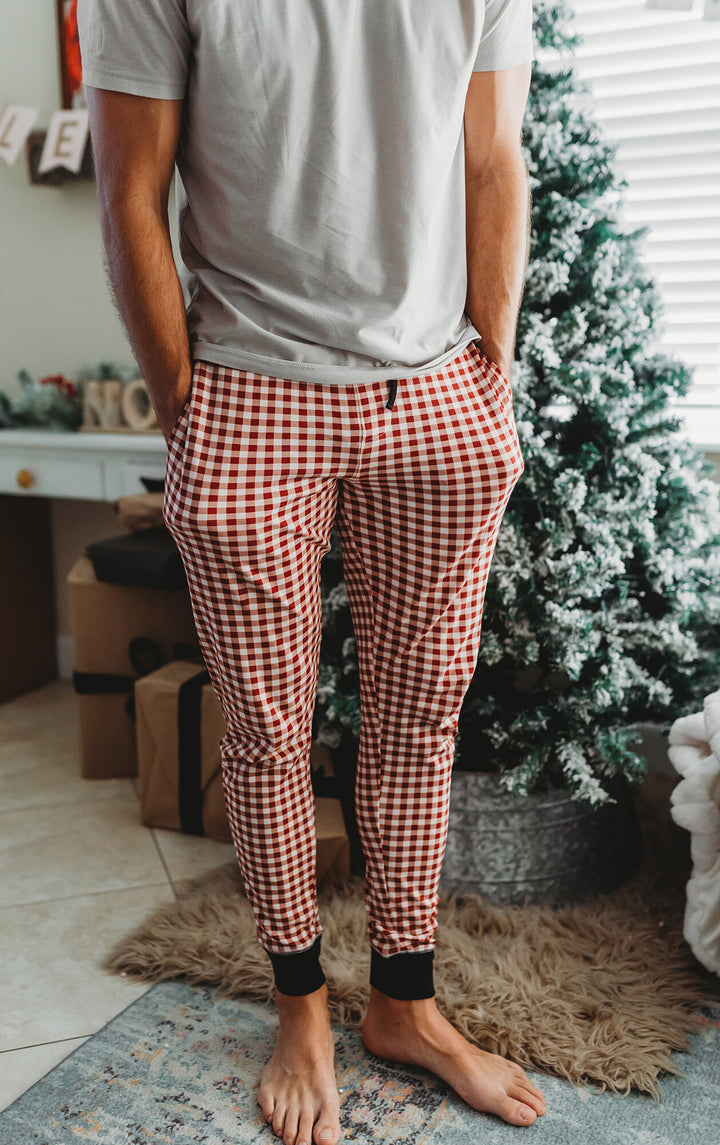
519, 1075, 545, 1104
499, 1095, 537, 1127
514, 1082, 545, 1115
516, 1103, 538, 1125
258, 1089, 275, 1124
314, 1105, 341, 1145
296, 1109, 314, 1145
510, 1063, 542, 1095
272, 1106, 286, 1140
526, 1090, 546, 1115
283, 1104, 300, 1145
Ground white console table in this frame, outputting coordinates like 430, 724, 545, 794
0, 430, 170, 690
0, 428, 167, 502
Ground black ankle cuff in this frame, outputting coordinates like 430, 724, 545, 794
266, 934, 326, 996
370, 947, 435, 1000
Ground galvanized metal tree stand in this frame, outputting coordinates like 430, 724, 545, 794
440, 771, 642, 907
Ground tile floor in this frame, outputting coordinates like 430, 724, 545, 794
0, 679, 237, 1112
0, 681, 684, 1120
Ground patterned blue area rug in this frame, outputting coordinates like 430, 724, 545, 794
2, 981, 720, 1145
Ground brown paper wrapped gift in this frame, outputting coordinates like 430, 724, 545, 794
115, 492, 166, 533
135, 659, 230, 842
135, 660, 351, 885
67, 556, 197, 779
314, 796, 351, 886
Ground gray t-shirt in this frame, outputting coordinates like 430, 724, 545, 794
78, 0, 533, 385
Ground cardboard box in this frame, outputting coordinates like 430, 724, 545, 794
315, 796, 351, 886
135, 659, 229, 841
115, 491, 165, 532
135, 660, 350, 885
67, 555, 197, 778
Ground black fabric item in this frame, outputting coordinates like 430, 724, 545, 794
266, 935, 326, 996
177, 668, 210, 836
141, 476, 165, 493
73, 670, 133, 696
172, 642, 204, 664
86, 529, 186, 590
385, 378, 399, 410
127, 636, 165, 676
310, 770, 338, 799
370, 947, 435, 1000
330, 730, 364, 878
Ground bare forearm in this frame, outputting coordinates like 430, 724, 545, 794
99, 198, 191, 431
465, 157, 530, 377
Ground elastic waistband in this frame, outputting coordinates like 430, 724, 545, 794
192, 329, 479, 387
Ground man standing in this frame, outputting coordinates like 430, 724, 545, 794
78, 2, 545, 1142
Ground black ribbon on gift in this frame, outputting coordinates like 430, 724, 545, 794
176, 667, 211, 836
73, 638, 203, 720
74, 639, 211, 838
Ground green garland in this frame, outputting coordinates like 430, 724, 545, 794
0, 362, 137, 431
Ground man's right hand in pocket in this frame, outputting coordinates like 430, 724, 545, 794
155, 375, 193, 443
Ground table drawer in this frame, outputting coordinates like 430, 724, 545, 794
0, 454, 105, 500
119, 459, 168, 498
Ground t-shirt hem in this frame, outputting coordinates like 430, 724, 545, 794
191, 333, 481, 386
82, 63, 186, 100
473, 44, 535, 72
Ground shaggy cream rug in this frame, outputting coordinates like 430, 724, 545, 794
104, 863, 713, 1099
104, 774, 717, 1098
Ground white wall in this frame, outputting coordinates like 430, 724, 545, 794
0, 2, 142, 662
0, 0, 131, 394
0, 3, 138, 663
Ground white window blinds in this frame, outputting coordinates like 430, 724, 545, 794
566, 0, 720, 438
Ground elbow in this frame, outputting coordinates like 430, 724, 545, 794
465, 147, 528, 190
95, 178, 169, 240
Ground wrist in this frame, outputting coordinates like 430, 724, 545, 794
477, 339, 511, 379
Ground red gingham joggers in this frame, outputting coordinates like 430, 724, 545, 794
163, 341, 523, 963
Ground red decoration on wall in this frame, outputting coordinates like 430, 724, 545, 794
63, 0, 83, 102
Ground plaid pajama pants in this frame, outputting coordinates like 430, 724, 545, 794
162, 341, 523, 960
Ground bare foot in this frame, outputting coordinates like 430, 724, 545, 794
257, 983, 342, 1145
362, 987, 546, 1127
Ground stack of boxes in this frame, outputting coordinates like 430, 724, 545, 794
68, 491, 350, 886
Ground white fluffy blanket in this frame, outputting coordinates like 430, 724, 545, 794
668, 688, 720, 976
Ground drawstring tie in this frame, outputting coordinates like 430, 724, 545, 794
385, 378, 399, 410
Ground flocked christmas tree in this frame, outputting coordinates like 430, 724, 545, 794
313, 0, 720, 806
